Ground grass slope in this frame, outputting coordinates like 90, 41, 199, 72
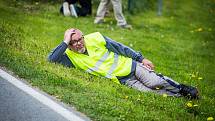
0, 0, 215, 120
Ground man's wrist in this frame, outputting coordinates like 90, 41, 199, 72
139, 56, 144, 63
63, 40, 70, 45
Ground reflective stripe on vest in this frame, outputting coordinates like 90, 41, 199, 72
86, 51, 119, 79
105, 53, 118, 78
86, 51, 110, 73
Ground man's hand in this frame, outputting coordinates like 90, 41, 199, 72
64, 29, 76, 45
142, 58, 155, 70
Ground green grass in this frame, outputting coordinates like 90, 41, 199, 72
0, 0, 215, 120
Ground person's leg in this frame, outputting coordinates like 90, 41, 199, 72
135, 62, 182, 96
125, 76, 154, 92
125, 76, 180, 96
69, 4, 78, 17
62, 1, 71, 16
110, 0, 126, 26
135, 62, 199, 99
104, 1, 112, 17
94, 0, 110, 24
157, 73, 199, 99
110, 0, 132, 29
65, 0, 78, 17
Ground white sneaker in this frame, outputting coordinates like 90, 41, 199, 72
63, 2, 71, 16
69, 4, 78, 18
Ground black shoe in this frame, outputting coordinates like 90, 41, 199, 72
179, 84, 199, 99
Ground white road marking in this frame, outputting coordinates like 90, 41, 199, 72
0, 69, 89, 121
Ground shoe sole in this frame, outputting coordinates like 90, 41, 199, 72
63, 2, 71, 16
69, 4, 78, 18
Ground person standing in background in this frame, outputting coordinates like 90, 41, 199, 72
94, 0, 132, 29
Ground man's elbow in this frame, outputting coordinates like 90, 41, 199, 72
47, 55, 56, 63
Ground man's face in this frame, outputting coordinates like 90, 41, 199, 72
68, 29, 86, 53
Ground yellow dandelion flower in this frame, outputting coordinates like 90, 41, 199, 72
191, 74, 196, 78
198, 77, 203, 80
137, 96, 141, 101
186, 102, 193, 108
190, 30, 194, 33
207, 117, 214, 121
125, 96, 129, 99
193, 104, 198, 107
197, 28, 203, 32
163, 94, 168, 98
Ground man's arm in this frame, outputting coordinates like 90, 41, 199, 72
48, 42, 74, 67
104, 36, 154, 70
104, 36, 144, 62
48, 29, 77, 67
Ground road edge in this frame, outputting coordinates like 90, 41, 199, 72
0, 67, 91, 121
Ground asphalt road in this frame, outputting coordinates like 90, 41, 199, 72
0, 76, 70, 121
0, 69, 92, 121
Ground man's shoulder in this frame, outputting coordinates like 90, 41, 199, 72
84, 32, 105, 42
84, 32, 102, 38
84, 32, 106, 46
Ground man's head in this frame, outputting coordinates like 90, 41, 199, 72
68, 28, 86, 53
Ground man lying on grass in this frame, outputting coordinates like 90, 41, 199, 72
48, 28, 199, 99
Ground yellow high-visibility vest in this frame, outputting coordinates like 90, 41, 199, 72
65, 32, 132, 83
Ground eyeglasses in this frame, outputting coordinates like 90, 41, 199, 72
69, 36, 84, 46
